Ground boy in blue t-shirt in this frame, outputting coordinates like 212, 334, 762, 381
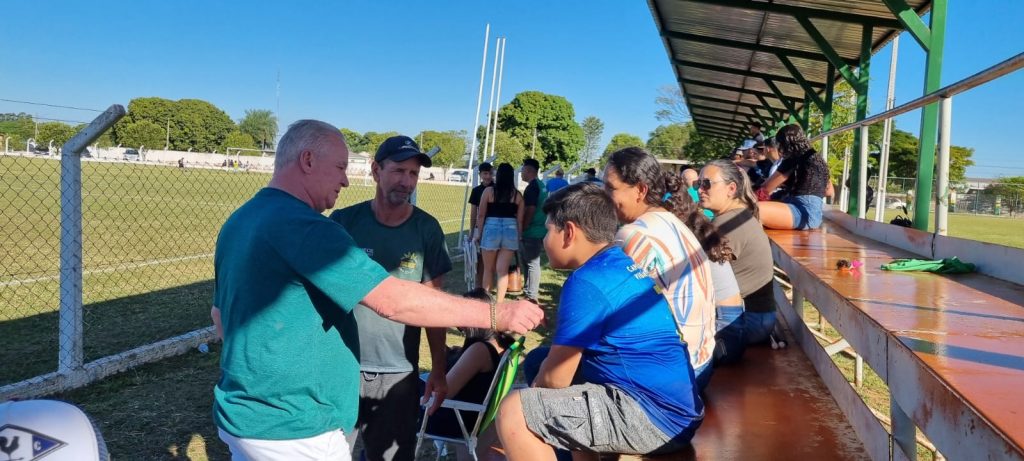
496, 182, 703, 460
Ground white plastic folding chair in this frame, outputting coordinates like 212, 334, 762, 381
414, 337, 525, 461
462, 235, 478, 292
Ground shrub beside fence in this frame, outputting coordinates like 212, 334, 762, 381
0, 152, 472, 399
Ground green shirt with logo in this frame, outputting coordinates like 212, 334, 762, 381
329, 201, 453, 373
213, 188, 390, 440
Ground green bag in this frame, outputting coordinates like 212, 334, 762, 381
880, 256, 976, 274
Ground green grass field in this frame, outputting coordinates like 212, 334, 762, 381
0, 155, 474, 386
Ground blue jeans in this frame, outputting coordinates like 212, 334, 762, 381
481, 217, 518, 251
744, 311, 778, 345
714, 305, 746, 365
520, 237, 544, 301
783, 194, 824, 230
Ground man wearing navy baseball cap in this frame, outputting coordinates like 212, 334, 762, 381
331, 135, 452, 460
374, 135, 434, 168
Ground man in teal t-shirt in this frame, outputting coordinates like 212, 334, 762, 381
211, 120, 545, 459
520, 158, 547, 302
330, 136, 452, 461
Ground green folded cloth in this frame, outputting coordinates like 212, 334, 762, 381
880, 257, 976, 274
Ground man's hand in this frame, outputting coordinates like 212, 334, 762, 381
495, 300, 544, 334
422, 369, 448, 416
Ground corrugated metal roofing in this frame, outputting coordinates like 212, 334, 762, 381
649, 0, 931, 139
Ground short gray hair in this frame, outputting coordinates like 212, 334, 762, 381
274, 119, 347, 171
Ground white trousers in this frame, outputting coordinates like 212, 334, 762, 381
218, 428, 351, 461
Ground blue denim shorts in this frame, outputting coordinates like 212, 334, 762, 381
783, 195, 824, 230
481, 217, 518, 251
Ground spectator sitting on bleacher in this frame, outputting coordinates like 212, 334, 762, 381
496, 182, 703, 460
422, 288, 516, 459
698, 160, 778, 345
604, 147, 717, 391
669, 173, 746, 366
756, 124, 834, 230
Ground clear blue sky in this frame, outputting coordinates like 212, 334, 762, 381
1, 1, 1020, 178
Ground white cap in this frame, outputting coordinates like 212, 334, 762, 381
0, 399, 108, 461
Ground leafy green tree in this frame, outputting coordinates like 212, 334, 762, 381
222, 130, 258, 153
339, 128, 366, 152
580, 116, 604, 164
238, 109, 278, 149
654, 85, 690, 124
362, 131, 400, 153
491, 131, 529, 167
647, 123, 691, 159
602, 133, 644, 162
986, 176, 1024, 215
0, 114, 38, 149
170, 99, 235, 152
112, 97, 235, 152
417, 130, 467, 168
497, 91, 585, 167
807, 80, 858, 180
36, 122, 78, 150
117, 120, 165, 149
682, 129, 735, 164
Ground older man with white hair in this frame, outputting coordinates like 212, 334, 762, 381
210, 120, 543, 460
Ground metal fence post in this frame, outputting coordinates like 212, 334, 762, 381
58, 105, 126, 382
857, 126, 869, 219
891, 396, 917, 460
935, 97, 952, 236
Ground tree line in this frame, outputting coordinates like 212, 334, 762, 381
0, 98, 278, 155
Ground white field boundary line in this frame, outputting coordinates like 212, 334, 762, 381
0, 252, 214, 288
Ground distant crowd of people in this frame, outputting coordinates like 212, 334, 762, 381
210, 119, 834, 461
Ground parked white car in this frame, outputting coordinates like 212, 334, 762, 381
885, 198, 907, 210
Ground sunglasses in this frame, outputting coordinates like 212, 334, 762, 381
697, 178, 727, 190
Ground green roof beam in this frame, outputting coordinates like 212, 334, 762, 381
686, 93, 788, 118
691, 112, 748, 126
796, 16, 865, 93
689, 103, 762, 119
675, 58, 826, 88
763, 78, 806, 126
681, 78, 803, 104
661, 30, 859, 66
776, 54, 828, 111
680, 0, 902, 29
881, 0, 931, 50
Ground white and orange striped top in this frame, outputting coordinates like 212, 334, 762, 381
616, 211, 717, 371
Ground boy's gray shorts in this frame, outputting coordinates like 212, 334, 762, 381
519, 383, 682, 455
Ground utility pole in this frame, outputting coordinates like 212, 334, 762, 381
165, 119, 170, 150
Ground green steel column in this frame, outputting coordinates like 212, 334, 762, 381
847, 25, 872, 215
912, 1, 947, 229
823, 63, 835, 132
801, 95, 811, 131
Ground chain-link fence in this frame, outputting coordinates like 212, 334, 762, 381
0, 149, 473, 398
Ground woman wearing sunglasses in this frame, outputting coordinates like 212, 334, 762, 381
756, 124, 834, 230
604, 147, 719, 390
697, 160, 777, 345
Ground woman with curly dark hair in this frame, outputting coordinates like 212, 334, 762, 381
757, 124, 834, 229
604, 147, 733, 389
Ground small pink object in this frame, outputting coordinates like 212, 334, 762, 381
850, 260, 864, 270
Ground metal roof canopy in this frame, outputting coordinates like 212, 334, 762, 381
648, 0, 932, 138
